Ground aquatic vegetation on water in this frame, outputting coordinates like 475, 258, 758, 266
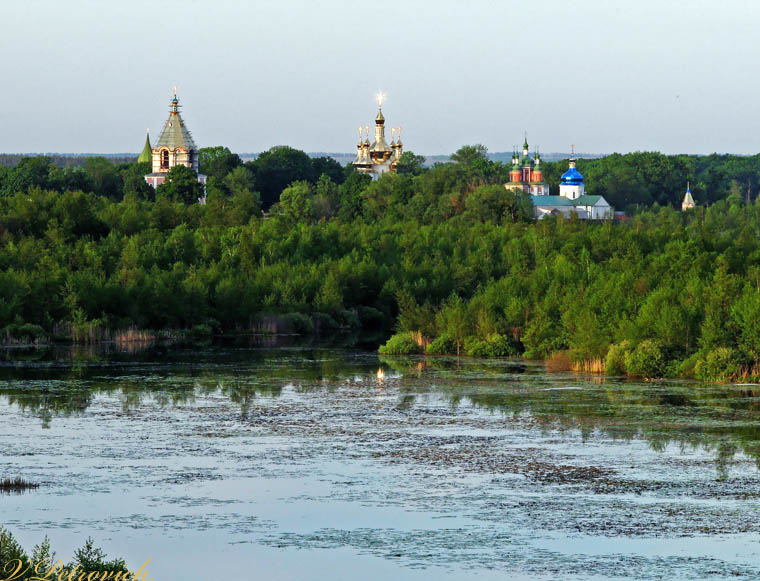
0, 348, 759, 580
0, 477, 38, 494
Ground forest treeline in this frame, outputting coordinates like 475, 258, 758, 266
0, 154, 136, 168
2, 144, 760, 381
4, 146, 760, 209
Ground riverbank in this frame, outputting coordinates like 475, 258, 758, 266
379, 330, 760, 384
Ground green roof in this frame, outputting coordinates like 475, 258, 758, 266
531, 194, 607, 207
137, 132, 152, 163
530, 196, 575, 207
574, 195, 604, 205
155, 103, 197, 151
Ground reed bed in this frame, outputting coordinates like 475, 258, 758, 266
0, 477, 39, 494
572, 358, 606, 374
545, 351, 573, 372
410, 330, 431, 350
52, 323, 160, 346
546, 351, 606, 374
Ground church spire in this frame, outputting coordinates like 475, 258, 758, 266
682, 181, 696, 210
138, 129, 152, 163
170, 86, 180, 114
370, 91, 391, 157
353, 93, 404, 177
568, 144, 577, 169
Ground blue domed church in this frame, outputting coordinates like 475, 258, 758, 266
559, 159, 585, 199
528, 151, 613, 220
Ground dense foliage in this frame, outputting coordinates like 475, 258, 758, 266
2, 144, 760, 381
0, 527, 129, 580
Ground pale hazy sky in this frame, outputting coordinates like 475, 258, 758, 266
2, 0, 758, 155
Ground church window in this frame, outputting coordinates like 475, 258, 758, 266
161, 150, 169, 168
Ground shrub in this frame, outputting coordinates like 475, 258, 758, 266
357, 306, 385, 328
695, 347, 742, 383
189, 323, 212, 338
281, 312, 314, 335
378, 332, 423, 355
484, 333, 519, 356
677, 352, 701, 379
311, 312, 339, 336
605, 340, 631, 376
2, 323, 47, 344
663, 359, 683, 378
335, 308, 360, 330
625, 340, 665, 378
426, 333, 458, 355
465, 334, 518, 358
465, 339, 490, 357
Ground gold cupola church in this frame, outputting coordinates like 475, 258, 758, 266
144, 89, 207, 189
353, 93, 403, 178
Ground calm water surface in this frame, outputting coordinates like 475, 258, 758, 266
0, 347, 759, 580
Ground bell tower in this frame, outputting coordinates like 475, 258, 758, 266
144, 88, 207, 189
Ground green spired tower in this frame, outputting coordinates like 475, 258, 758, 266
137, 130, 152, 164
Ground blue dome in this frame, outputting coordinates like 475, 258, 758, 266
561, 167, 584, 184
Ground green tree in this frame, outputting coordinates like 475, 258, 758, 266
155, 165, 203, 204
464, 184, 534, 224
732, 288, 760, 362
277, 180, 313, 223
0, 526, 28, 577
223, 165, 256, 196
451, 144, 488, 165
337, 171, 371, 221
121, 161, 154, 200
1, 156, 54, 196
396, 151, 426, 175
66, 537, 129, 578
436, 294, 471, 356
229, 189, 261, 225
313, 174, 339, 221
311, 156, 345, 185
198, 146, 242, 180
395, 289, 436, 338
249, 146, 315, 210
53, 191, 108, 239
83, 157, 122, 200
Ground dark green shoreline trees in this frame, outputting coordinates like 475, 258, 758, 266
2, 145, 760, 381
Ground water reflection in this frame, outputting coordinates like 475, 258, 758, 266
1, 347, 760, 471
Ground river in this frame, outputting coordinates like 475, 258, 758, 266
0, 346, 758, 579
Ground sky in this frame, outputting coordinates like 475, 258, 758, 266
1, 0, 759, 155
